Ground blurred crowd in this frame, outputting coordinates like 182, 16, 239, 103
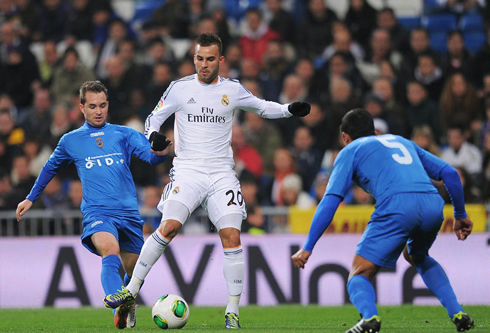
0, 0, 489, 234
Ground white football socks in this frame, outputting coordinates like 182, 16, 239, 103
128, 230, 169, 296
223, 245, 244, 315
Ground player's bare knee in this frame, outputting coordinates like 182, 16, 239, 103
158, 219, 181, 240
220, 228, 241, 248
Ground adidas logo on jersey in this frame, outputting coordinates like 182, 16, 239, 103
187, 98, 196, 104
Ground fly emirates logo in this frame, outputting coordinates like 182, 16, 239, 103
85, 153, 124, 169
187, 107, 225, 123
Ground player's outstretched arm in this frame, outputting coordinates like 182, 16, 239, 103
453, 216, 473, 241
16, 199, 33, 222
288, 101, 311, 117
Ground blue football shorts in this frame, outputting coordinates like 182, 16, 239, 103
356, 192, 444, 268
81, 213, 145, 256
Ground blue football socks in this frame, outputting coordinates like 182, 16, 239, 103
415, 256, 464, 317
102, 254, 122, 315
347, 275, 379, 319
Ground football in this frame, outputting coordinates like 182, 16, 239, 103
152, 294, 190, 329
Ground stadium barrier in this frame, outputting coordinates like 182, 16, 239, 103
289, 204, 488, 234
0, 233, 488, 308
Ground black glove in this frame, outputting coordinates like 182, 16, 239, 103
288, 101, 311, 117
149, 131, 170, 151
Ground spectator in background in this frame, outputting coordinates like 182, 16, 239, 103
440, 0, 483, 15
441, 123, 483, 180
150, 0, 189, 39
66, 0, 94, 42
405, 81, 442, 141
293, 57, 316, 98
232, 124, 263, 180
376, 7, 410, 53
372, 76, 405, 126
38, 0, 69, 42
278, 74, 308, 104
242, 112, 283, 175
344, 0, 377, 51
327, 76, 362, 131
439, 72, 482, 136
281, 173, 316, 208
298, 101, 334, 152
67, 179, 82, 209
21, 135, 52, 176
95, 18, 129, 79
91, 0, 114, 52
364, 92, 405, 136
117, 39, 152, 92
413, 52, 445, 103
239, 8, 281, 66
144, 37, 175, 66
297, 0, 338, 59
0, 93, 19, 122
402, 28, 434, 78
290, 126, 323, 192
261, 39, 291, 102
140, 185, 163, 234
441, 31, 474, 80
144, 62, 174, 118
472, 26, 490, 87
0, 0, 18, 27
38, 40, 60, 87
357, 28, 402, 85
0, 169, 16, 210
0, 108, 24, 147
263, 147, 296, 206
47, 104, 76, 150
239, 170, 266, 233
411, 125, 441, 156
224, 43, 241, 79
19, 88, 52, 141
9, 154, 35, 205
0, 137, 17, 176
264, 0, 296, 44
0, 43, 40, 109
321, 23, 365, 63
101, 55, 131, 124
51, 47, 95, 106
16, 0, 41, 41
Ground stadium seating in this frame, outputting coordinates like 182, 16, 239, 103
459, 13, 485, 32
422, 13, 458, 32
398, 16, 421, 29
463, 31, 487, 53
430, 31, 448, 53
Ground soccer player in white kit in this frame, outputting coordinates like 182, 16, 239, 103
104, 33, 311, 329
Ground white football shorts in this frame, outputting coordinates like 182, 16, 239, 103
157, 165, 247, 227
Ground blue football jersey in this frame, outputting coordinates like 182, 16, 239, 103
27, 122, 166, 216
326, 134, 444, 206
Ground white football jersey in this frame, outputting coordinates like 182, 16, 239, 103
145, 74, 292, 168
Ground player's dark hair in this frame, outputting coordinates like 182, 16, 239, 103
79, 81, 108, 105
196, 33, 223, 56
340, 108, 375, 140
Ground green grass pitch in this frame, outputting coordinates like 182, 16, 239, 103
1, 305, 488, 332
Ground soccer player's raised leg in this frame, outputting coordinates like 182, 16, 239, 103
403, 248, 474, 331
345, 254, 381, 333
218, 214, 245, 329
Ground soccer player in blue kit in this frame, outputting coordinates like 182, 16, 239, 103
292, 109, 474, 333
16, 81, 171, 329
